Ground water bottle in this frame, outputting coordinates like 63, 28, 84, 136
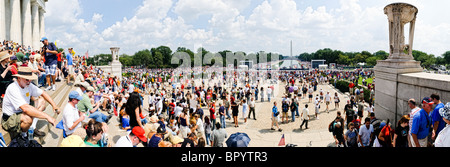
28, 128, 34, 140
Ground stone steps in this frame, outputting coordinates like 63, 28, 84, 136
0, 81, 73, 146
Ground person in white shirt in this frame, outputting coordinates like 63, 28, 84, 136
248, 98, 256, 120
314, 96, 321, 119
435, 103, 450, 147
267, 86, 272, 102
358, 117, 374, 147
63, 91, 85, 136
194, 114, 205, 139
114, 126, 147, 147
300, 104, 310, 129
325, 91, 331, 113
407, 99, 421, 147
174, 103, 183, 118
334, 92, 340, 109
1, 67, 60, 139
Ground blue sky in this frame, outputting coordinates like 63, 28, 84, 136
44, 0, 450, 57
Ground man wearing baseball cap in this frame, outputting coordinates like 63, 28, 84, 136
40, 37, 59, 91
114, 126, 147, 147
1, 66, 61, 139
62, 91, 85, 136
410, 97, 434, 147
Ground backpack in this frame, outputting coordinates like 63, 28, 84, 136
273, 106, 280, 117
8, 135, 42, 147
356, 89, 360, 95
328, 120, 336, 132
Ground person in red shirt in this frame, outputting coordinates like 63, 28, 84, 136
56, 52, 62, 82
349, 82, 355, 95
9, 55, 18, 75
209, 101, 217, 130
378, 121, 393, 147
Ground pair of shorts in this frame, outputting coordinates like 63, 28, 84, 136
68, 65, 74, 74
44, 64, 57, 76
1, 113, 22, 139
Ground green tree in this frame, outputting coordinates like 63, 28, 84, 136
156, 46, 173, 67
152, 51, 164, 68
412, 50, 436, 69
119, 54, 134, 67
134, 49, 152, 67
443, 51, 450, 65
337, 54, 350, 65
374, 50, 389, 60
365, 56, 380, 66
92, 54, 112, 66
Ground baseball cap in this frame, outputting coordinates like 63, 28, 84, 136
439, 102, 450, 120
132, 126, 147, 143
40, 37, 48, 42
422, 97, 434, 105
69, 91, 83, 101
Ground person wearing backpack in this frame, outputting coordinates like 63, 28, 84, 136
271, 102, 282, 132
344, 122, 358, 147
333, 121, 345, 147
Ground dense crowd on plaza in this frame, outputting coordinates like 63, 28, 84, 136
0, 37, 449, 148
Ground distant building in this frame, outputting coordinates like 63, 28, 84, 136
239, 60, 254, 69
311, 60, 326, 69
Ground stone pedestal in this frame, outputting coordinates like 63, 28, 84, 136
374, 3, 422, 124
110, 47, 122, 80
374, 60, 422, 121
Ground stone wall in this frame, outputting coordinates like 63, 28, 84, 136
397, 72, 450, 115
375, 71, 450, 124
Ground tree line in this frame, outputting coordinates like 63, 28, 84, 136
298, 48, 450, 69
86, 46, 450, 69
87, 46, 283, 69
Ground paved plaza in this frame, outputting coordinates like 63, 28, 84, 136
40, 74, 352, 147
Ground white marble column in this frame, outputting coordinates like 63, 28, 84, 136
39, 8, 45, 41
0, 0, 6, 40
22, 0, 33, 49
9, 0, 21, 44
31, 2, 40, 51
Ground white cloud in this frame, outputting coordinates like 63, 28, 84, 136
92, 13, 103, 23
44, 0, 450, 58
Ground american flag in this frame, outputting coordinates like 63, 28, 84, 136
278, 134, 285, 146
84, 50, 89, 65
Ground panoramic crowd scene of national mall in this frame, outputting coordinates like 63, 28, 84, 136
0, 0, 449, 149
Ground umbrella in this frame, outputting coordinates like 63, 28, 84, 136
226, 132, 251, 147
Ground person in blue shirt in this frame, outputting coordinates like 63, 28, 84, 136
65, 48, 75, 84
271, 102, 282, 132
431, 93, 445, 141
411, 97, 434, 147
40, 37, 59, 91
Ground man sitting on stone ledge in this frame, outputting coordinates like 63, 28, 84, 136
1, 66, 61, 140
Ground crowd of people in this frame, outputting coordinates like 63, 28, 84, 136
1, 37, 449, 148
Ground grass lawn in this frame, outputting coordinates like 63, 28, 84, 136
358, 77, 373, 86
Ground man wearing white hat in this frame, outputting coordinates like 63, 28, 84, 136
1, 66, 61, 139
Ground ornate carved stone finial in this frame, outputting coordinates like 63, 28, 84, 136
384, 3, 418, 60
110, 47, 120, 62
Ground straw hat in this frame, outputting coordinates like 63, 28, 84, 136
13, 66, 38, 80
59, 135, 86, 147
0, 51, 12, 62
